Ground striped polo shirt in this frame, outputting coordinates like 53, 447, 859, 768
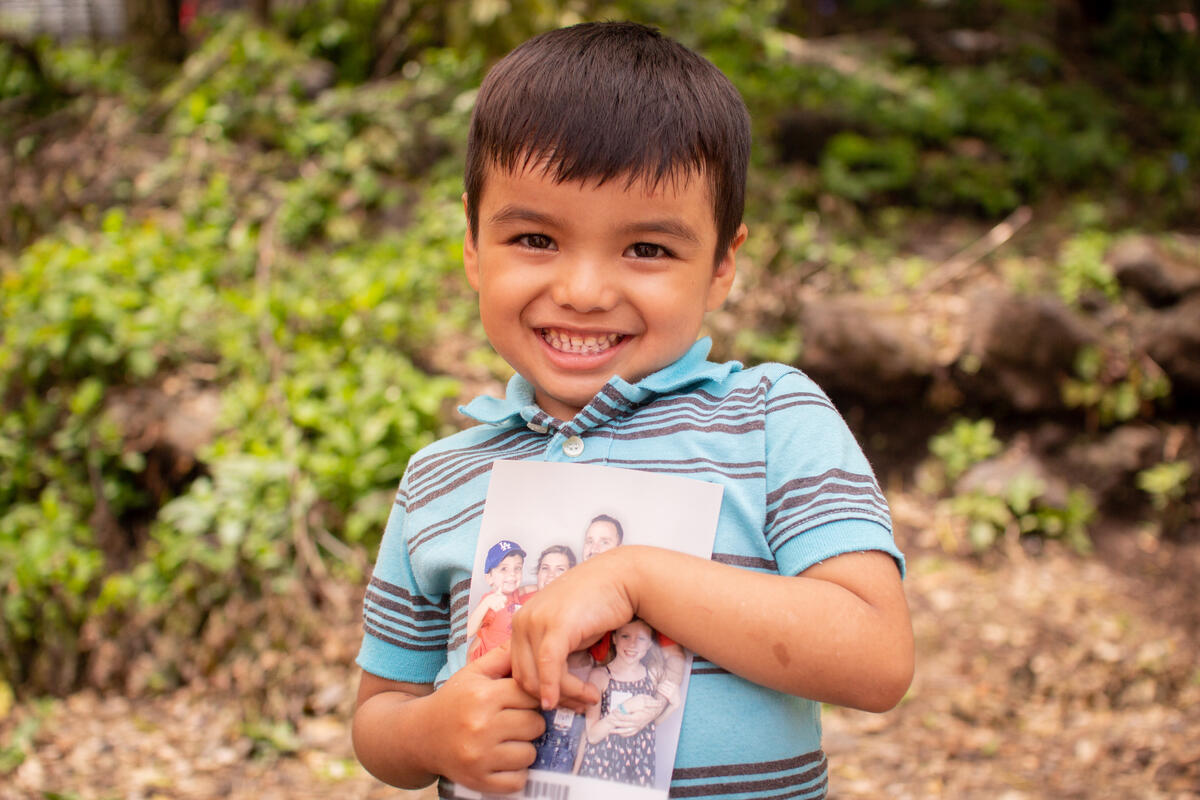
357, 338, 904, 800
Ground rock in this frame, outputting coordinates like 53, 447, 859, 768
797, 295, 935, 401
960, 291, 1100, 412
774, 109, 868, 164
1134, 294, 1200, 401
1110, 235, 1200, 308
957, 436, 1073, 508
1062, 424, 1164, 505
104, 380, 221, 494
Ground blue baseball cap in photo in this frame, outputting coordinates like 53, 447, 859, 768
485, 539, 526, 573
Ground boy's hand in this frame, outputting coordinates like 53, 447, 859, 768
428, 645, 545, 794
509, 548, 638, 710
480, 590, 509, 611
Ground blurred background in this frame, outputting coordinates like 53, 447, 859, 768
0, 1, 1197, 797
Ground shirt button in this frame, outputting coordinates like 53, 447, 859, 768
527, 422, 549, 433
562, 436, 585, 457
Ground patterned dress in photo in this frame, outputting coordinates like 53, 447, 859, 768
578, 668, 657, 787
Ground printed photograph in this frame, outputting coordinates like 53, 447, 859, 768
463, 460, 724, 800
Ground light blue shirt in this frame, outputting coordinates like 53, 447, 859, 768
357, 338, 903, 799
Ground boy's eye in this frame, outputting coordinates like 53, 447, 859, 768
517, 233, 554, 250
627, 242, 669, 259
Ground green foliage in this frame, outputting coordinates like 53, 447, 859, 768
0, 41, 41, 101
731, 328, 802, 366
1062, 346, 1171, 428
43, 41, 148, 99
167, 17, 320, 142
928, 419, 1096, 553
820, 133, 919, 203
1137, 460, 1193, 510
0, 710, 41, 773
242, 716, 301, 757
1056, 231, 1118, 307
1, 177, 466, 688
949, 481, 1096, 555
929, 418, 1002, 481
1136, 460, 1195, 536
278, 0, 389, 83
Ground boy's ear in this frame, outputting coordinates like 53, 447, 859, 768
462, 192, 480, 291
705, 223, 747, 311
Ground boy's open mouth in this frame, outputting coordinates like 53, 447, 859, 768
540, 328, 625, 355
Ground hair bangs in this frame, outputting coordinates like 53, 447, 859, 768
465, 22, 750, 259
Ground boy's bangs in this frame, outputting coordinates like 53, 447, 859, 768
502, 146, 706, 201
476, 82, 716, 199
465, 21, 750, 254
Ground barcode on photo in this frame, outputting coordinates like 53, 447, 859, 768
524, 778, 570, 800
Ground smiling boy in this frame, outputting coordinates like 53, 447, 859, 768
353, 21, 913, 800
465, 540, 532, 661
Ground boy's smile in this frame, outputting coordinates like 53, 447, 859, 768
464, 164, 746, 421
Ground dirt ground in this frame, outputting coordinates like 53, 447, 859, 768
2, 498, 1197, 800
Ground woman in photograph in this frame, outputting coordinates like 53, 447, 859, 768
577, 618, 680, 787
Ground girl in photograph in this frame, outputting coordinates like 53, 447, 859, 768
577, 618, 680, 787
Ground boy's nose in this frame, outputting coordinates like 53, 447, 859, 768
549, 256, 618, 312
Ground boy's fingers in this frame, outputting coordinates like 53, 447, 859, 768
496, 682, 543, 712
481, 767, 532, 796
495, 706, 546, 741
471, 643, 514, 680
508, 637, 540, 698
556, 671, 600, 707
535, 637, 571, 709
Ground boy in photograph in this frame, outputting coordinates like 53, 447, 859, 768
353, 21, 913, 800
465, 539, 531, 661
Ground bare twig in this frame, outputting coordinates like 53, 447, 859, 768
917, 205, 1033, 295
777, 31, 910, 96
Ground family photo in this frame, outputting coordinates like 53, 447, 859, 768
462, 460, 723, 799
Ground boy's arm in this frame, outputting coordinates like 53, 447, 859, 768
466, 590, 506, 640
352, 646, 548, 794
509, 545, 913, 714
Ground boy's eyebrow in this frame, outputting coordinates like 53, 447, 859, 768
488, 205, 562, 228
617, 219, 701, 244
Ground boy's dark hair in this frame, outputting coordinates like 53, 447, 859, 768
589, 513, 624, 543
465, 21, 751, 262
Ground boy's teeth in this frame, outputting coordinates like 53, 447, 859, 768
542, 329, 622, 354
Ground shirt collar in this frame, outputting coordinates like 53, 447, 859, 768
459, 337, 741, 428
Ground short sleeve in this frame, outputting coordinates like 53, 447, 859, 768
356, 474, 451, 683
762, 371, 905, 578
